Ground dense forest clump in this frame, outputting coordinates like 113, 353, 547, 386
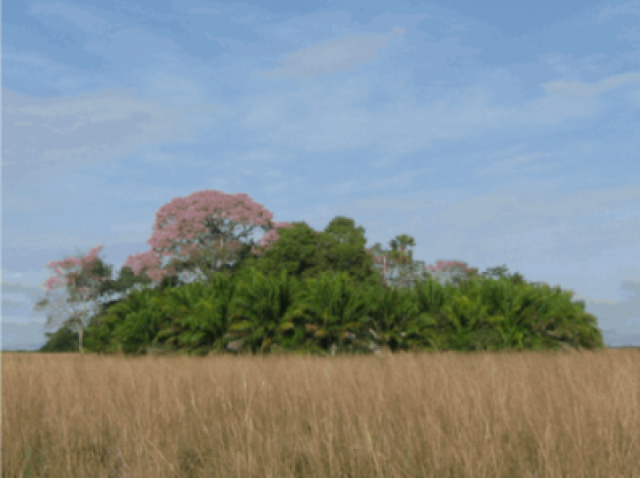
38, 218, 606, 357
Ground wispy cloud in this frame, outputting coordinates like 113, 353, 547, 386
30, 2, 110, 33
260, 27, 406, 81
543, 71, 640, 97
3, 87, 216, 196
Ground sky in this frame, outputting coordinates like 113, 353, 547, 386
2, 0, 640, 351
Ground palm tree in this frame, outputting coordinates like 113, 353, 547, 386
223, 267, 308, 355
388, 235, 418, 289
389, 234, 416, 265
288, 270, 376, 355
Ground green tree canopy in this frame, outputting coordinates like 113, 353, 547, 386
232, 218, 384, 290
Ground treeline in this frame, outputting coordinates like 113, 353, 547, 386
37, 218, 606, 356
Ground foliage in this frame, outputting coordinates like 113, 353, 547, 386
233, 221, 322, 282
123, 190, 279, 285
38, 323, 82, 353
38, 185, 601, 358
33, 246, 115, 353
38, 309, 109, 353
366, 235, 471, 291
365, 284, 439, 353
316, 216, 383, 287
37, 210, 606, 358
281, 268, 378, 355
223, 267, 307, 355
231, 218, 384, 291
75, 259, 606, 358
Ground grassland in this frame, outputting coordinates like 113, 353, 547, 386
3, 347, 639, 477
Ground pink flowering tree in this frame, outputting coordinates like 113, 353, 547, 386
34, 246, 112, 353
424, 260, 477, 288
124, 190, 295, 289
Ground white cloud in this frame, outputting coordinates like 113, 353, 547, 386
543, 72, 640, 97
2, 87, 216, 198
188, 7, 223, 14
596, 1, 640, 22
260, 27, 406, 81
30, 2, 110, 34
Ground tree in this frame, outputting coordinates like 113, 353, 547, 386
39, 261, 193, 356
36, 190, 300, 354
35, 250, 187, 356
319, 216, 378, 283
424, 260, 477, 288
323, 216, 367, 245
38, 314, 88, 353
367, 235, 422, 290
234, 218, 382, 290
233, 221, 327, 284
367, 242, 391, 285
389, 234, 416, 265
33, 246, 113, 353
387, 234, 418, 287
476, 265, 528, 286
124, 190, 283, 289
72, 261, 180, 327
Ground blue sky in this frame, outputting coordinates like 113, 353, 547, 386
3, 0, 640, 351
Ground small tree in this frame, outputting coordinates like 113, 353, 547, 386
33, 246, 112, 353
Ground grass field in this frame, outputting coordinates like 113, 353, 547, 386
3, 347, 639, 477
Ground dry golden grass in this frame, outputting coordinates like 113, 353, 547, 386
2, 347, 639, 478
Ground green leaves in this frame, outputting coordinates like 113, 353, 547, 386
231, 219, 383, 293
82, 286, 171, 354
365, 284, 422, 352
224, 267, 306, 355
76, 247, 606, 358
290, 270, 376, 354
